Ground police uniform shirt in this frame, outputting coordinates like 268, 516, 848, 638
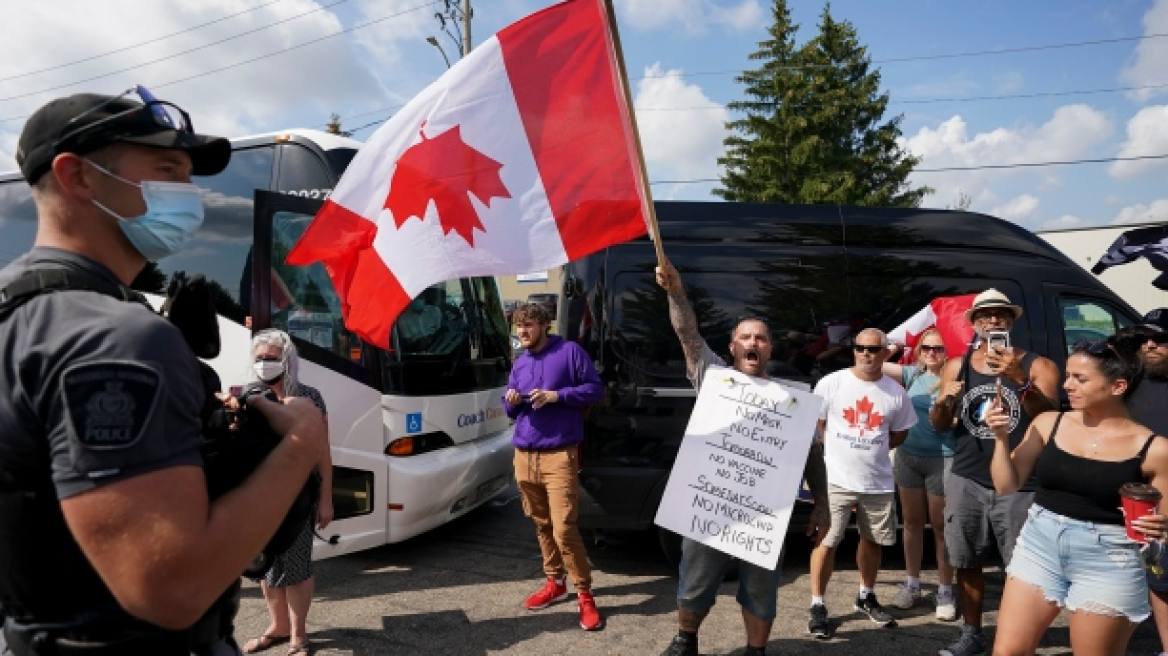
0, 247, 204, 499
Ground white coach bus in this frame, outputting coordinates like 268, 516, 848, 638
0, 129, 515, 559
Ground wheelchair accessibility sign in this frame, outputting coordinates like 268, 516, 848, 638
406, 413, 423, 434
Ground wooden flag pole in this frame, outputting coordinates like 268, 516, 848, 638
604, 0, 666, 268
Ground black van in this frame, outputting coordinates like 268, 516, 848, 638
557, 202, 1140, 564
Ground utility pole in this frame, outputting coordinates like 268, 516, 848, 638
462, 0, 472, 56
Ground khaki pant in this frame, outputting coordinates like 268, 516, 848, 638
514, 446, 592, 591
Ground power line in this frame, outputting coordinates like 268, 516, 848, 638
647, 153, 1168, 186
631, 32, 1168, 82
0, 0, 288, 83
0, 0, 355, 102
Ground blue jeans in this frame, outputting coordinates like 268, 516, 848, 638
676, 538, 785, 621
1007, 505, 1150, 621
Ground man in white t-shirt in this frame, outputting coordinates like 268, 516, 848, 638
806, 328, 917, 639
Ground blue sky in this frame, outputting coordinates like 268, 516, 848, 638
2, 0, 1167, 232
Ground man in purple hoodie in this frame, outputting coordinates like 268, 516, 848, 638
504, 301, 605, 631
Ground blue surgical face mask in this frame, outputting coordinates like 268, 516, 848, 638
86, 160, 205, 261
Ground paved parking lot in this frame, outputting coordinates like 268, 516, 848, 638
233, 483, 1161, 655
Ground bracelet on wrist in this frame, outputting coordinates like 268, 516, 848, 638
1016, 378, 1034, 394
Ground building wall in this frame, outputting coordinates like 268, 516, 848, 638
1038, 223, 1168, 315
497, 268, 562, 306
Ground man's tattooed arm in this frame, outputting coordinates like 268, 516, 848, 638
656, 260, 705, 377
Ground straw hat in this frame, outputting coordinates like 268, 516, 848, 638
963, 288, 1024, 322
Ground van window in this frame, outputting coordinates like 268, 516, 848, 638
161, 145, 275, 323
1058, 297, 1132, 354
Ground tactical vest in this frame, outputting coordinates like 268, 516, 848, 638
0, 269, 238, 656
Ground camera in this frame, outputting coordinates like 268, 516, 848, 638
201, 377, 319, 578
987, 330, 1010, 351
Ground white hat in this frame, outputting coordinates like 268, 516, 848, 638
964, 288, 1024, 323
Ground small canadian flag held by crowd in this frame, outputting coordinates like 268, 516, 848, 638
286, 0, 649, 346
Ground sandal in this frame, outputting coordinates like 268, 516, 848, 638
243, 634, 290, 654
287, 644, 311, 656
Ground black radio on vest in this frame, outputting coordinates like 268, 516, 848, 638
0, 270, 317, 655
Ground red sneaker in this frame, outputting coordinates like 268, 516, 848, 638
578, 591, 602, 631
524, 577, 568, 610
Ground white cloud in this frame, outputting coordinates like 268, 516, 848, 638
0, 1, 391, 171
1110, 198, 1168, 225
1110, 105, 1168, 179
619, 0, 763, 34
1120, 0, 1168, 102
634, 63, 727, 200
1036, 214, 1089, 231
902, 105, 1112, 218
991, 194, 1039, 222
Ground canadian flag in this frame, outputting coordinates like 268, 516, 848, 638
886, 294, 978, 361
286, 0, 648, 346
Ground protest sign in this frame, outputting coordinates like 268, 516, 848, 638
654, 365, 823, 569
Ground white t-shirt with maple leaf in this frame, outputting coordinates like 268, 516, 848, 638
814, 369, 917, 493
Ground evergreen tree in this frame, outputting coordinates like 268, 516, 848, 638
717, 2, 930, 207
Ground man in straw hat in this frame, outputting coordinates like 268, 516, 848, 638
928, 289, 1059, 656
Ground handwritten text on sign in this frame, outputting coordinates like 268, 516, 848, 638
654, 365, 823, 570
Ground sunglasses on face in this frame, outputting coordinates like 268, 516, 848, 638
973, 309, 1013, 321
918, 345, 946, 354
853, 345, 884, 354
1147, 333, 1168, 346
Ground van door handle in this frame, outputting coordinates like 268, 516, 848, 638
637, 387, 697, 398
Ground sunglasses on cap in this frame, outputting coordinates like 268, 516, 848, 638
53, 85, 193, 154
918, 345, 946, 354
1073, 339, 1127, 365
853, 344, 885, 354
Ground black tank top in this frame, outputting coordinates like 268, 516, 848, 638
1033, 412, 1156, 525
951, 349, 1040, 490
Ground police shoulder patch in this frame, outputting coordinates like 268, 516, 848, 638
61, 361, 161, 451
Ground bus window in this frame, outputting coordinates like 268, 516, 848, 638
159, 145, 275, 324
268, 209, 360, 362
0, 178, 36, 267
276, 143, 335, 200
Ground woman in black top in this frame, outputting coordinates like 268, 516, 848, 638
988, 339, 1168, 655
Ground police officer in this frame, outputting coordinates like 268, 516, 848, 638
0, 91, 327, 655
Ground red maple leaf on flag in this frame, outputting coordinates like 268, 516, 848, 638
383, 124, 511, 246
842, 396, 884, 434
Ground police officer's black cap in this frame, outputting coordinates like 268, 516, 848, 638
16, 92, 231, 185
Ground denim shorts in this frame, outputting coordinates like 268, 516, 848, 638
677, 537, 785, 621
1007, 505, 1150, 622
894, 451, 951, 497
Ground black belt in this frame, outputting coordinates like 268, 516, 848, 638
3, 618, 190, 656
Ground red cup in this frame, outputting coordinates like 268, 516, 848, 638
1120, 482, 1162, 543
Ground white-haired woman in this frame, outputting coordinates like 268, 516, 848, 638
243, 329, 333, 656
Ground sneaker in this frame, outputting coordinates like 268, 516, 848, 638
577, 591, 602, 631
660, 634, 698, 656
524, 577, 568, 610
854, 593, 896, 627
891, 583, 922, 609
938, 624, 989, 656
935, 589, 958, 622
807, 603, 831, 639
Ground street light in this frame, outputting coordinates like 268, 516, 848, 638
426, 36, 452, 69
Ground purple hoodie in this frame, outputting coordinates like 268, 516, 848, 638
503, 335, 603, 449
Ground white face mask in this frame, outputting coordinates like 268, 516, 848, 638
253, 360, 285, 384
